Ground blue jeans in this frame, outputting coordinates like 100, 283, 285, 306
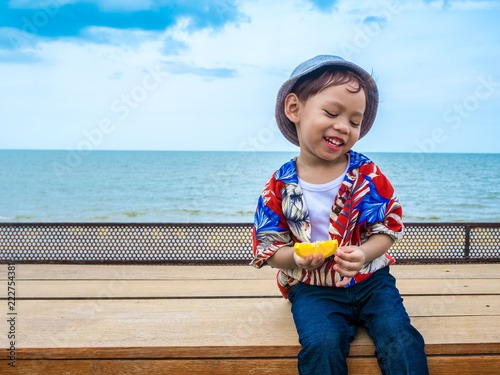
287, 267, 428, 375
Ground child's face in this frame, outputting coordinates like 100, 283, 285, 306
288, 82, 366, 165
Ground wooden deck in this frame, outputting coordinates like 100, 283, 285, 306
1, 263, 500, 374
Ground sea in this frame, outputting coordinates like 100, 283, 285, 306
0, 150, 499, 223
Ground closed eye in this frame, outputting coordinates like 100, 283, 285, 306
324, 110, 338, 118
350, 121, 360, 127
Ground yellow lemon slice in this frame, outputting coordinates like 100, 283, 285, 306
293, 240, 338, 258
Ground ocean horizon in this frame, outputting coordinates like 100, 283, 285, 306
1, 149, 499, 224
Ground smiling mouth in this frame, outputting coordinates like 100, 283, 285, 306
325, 137, 344, 147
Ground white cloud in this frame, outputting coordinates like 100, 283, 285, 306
1, 0, 499, 152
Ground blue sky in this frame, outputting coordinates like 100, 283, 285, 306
1, 0, 499, 153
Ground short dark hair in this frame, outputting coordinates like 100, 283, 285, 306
290, 66, 369, 107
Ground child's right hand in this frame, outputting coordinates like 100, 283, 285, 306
293, 252, 325, 270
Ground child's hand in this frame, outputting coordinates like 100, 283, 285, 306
293, 252, 325, 270
333, 246, 367, 287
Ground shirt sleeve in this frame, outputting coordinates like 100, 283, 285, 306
367, 211, 405, 242
250, 176, 293, 269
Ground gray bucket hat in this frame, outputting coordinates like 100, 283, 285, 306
275, 55, 379, 146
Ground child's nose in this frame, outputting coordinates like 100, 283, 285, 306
332, 118, 349, 133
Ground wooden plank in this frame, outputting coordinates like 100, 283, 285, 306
5, 298, 298, 349
396, 278, 500, 296
390, 264, 500, 279
14, 346, 301, 360
2, 279, 280, 298
404, 295, 500, 317
1, 356, 500, 375
1, 258, 498, 375
425, 343, 500, 356
0, 264, 277, 280
0, 359, 302, 375
2, 263, 500, 280
12, 343, 500, 360
4, 299, 500, 349
2, 276, 498, 318
4, 278, 500, 298
425, 356, 500, 374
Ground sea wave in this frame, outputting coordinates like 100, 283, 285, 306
1, 150, 499, 223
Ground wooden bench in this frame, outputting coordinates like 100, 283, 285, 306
1, 263, 500, 374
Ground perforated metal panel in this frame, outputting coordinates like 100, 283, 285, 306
0, 223, 498, 264
389, 224, 467, 261
469, 226, 500, 258
0, 223, 252, 264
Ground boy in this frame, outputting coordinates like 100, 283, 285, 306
251, 55, 429, 374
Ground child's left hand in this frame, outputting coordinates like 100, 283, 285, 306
333, 246, 367, 287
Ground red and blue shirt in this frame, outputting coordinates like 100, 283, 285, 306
251, 150, 404, 299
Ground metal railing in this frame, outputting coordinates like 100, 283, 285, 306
0, 222, 499, 265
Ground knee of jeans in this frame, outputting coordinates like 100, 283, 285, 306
375, 322, 426, 356
300, 330, 350, 358
374, 324, 428, 374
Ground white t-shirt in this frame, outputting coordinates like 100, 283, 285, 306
298, 161, 349, 242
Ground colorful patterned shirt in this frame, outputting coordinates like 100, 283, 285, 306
251, 150, 404, 299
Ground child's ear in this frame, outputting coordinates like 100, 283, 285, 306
284, 93, 300, 124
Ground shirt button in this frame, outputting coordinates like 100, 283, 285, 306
333, 206, 342, 215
